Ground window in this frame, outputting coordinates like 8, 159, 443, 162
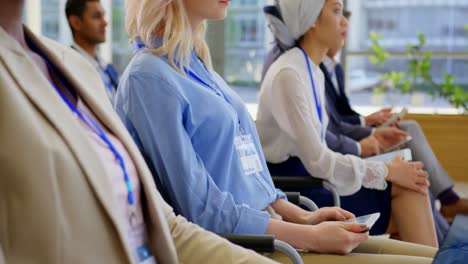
345, 1, 468, 110
111, 0, 133, 74
223, 0, 272, 100
41, 0, 60, 40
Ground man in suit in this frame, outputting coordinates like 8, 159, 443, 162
321, 16, 468, 223
0, 1, 277, 263
65, 0, 119, 104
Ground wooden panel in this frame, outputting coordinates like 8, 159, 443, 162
404, 114, 468, 182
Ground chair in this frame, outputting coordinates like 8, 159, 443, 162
267, 158, 341, 207
151, 166, 307, 264
273, 176, 341, 208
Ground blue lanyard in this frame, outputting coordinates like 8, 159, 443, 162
98, 66, 115, 95
132, 40, 244, 133
299, 46, 324, 141
132, 40, 146, 51
36, 49, 135, 206
185, 65, 244, 133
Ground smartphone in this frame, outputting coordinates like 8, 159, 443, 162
379, 107, 408, 128
384, 135, 412, 153
344, 212, 381, 232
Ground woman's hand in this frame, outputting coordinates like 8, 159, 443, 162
305, 207, 355, 225
385, 156, 430, 195
305, 222, 369, 254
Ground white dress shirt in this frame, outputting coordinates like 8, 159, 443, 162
257, 47, 388, 196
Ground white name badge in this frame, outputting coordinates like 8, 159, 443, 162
234, 134, 264, 176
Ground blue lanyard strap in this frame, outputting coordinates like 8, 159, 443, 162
132, 40, 244, 133
34, 47, 135, 206
98, 66, 115, 95
185, 58, 243, 131
299, 46, 324, 141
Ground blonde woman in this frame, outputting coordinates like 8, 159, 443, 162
116, 0, 438, 262
258, 0, 438, 248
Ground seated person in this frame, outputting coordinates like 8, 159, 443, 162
257, 0, 437, 247
321, 39, 468, 223
115, 0, 437, 263
65, 0, 119, 104
0, 1, 276, 263
262, 8, 467, 224
264, 9, 449, 244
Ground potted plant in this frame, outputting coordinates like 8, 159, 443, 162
368, 32, 468, 113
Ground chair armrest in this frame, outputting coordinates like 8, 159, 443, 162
272, 176, 324, 189
285, 192, 318, 211
285, 192, 301, 205
275, 177, 341, 207
220, 234, 275, 252
221, 234, 303, 264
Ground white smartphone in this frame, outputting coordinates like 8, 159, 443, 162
344, 212, 381, 232
379, 107, 408, 128
384, 135, 412, 153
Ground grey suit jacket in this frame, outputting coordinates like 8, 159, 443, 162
0, 26, 275, 264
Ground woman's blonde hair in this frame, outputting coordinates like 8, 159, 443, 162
125, 0, 212, 73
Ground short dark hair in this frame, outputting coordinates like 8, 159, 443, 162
65, 0, 99, 35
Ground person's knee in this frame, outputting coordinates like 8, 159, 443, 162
392, 184, 429, 200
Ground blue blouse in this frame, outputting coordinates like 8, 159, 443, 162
114, 38, 285, 235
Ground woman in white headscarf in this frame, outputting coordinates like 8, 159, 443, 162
257, 0, 438, 247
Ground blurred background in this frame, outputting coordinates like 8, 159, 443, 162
24, 0, 468, 111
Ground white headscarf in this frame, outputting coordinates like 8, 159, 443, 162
266, 0, 326, 49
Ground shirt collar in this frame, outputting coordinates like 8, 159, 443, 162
322, 55, 337, 74
132, 36, 166, 51
134, 36, 200, 71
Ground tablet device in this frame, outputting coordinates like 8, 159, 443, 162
379, 107, 408, 128
365, 148, 412, 162
384, 135, 412, 153
344, 212, 381, 232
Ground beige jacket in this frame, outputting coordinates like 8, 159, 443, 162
0, 26, 276, 264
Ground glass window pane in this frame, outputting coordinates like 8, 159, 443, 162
347, 1, 468, 52
345, 56, 468, 108
224, 0, 270, 103
345, 1, 468, 109
111, 0, 132, 74
41, 0, 60, 40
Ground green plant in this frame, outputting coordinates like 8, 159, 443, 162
368, 33, 409, 95
368, 32, 468, 112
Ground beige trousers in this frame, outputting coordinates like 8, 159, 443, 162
268, 237, 437, 264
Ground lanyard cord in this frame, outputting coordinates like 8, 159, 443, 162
185, 64, 244, 134
185, 65, 244, 134
33, 44, 135, 206
132, 41, 244, 133
99, 66, 115, 94
298, 46, 324, 142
